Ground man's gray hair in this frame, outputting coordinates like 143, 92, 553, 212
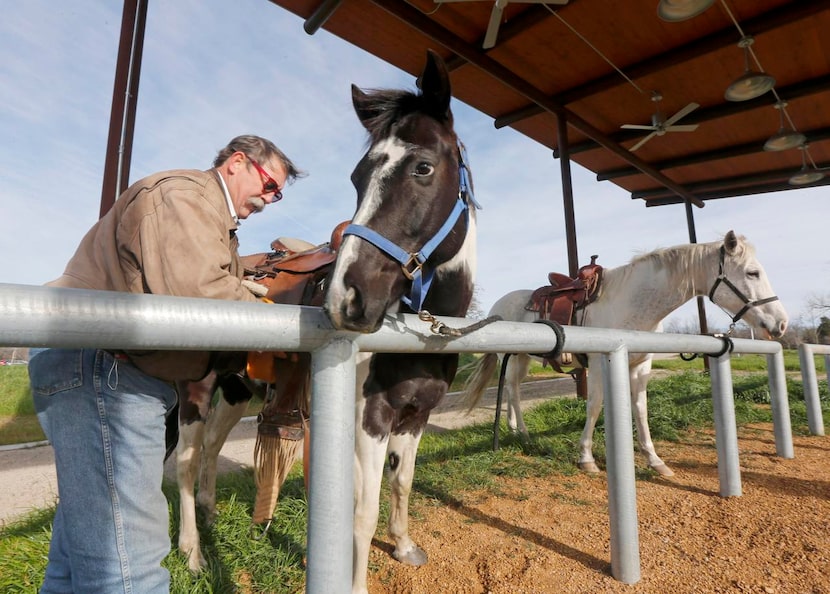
214, 135, 306, 184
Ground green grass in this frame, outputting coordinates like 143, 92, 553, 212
162, 469, 308, 594
0, 366, 34, 416
0, 366, 44, 445
650, 349, 805, 373
2, 367, 827, 592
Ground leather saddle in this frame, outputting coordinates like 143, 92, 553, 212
527, 255, 603, 326
241, 220, 349, 307
243, 221, 350, 449
526, 255, 603, 371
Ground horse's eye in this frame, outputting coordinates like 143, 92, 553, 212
747, 270, 760, 279
413, 162, 434, 177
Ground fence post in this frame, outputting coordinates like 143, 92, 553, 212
766, 350, 793, 458
708, 353, 741, 497
601, 346, 640, 584
307, 337, 358, 593
798, 344, 826, 436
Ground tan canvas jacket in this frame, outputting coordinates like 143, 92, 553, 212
49, 169, 258, 380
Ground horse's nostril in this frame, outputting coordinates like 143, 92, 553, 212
344, 285, 364, 321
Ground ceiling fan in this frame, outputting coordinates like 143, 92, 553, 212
621, 92, 700, 152
437, 0, 569, 49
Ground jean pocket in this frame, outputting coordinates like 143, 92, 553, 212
103, 354, 178, 410
29, 349, 84, 396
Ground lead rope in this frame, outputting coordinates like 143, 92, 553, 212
417, 310, 503, 336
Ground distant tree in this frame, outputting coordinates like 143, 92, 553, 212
818, 316, 830, 345
663, 316, 702, 335
807, 292, 830, 315
466, 285, 486, 320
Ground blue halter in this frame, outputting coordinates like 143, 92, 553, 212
342, 140, 479, 312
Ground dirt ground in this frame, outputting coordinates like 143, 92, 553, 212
366, 424, 830, 594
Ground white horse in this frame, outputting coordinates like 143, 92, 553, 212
463, 231, 788, 476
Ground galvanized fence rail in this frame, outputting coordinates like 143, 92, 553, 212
0, 283, 793, 591
798, 343, 829, 436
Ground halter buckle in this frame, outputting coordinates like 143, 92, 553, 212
402, 253, 423, 280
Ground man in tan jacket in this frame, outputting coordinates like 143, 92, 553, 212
28, 135, 303, 593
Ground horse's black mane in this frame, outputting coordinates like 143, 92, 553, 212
357, 87, 452, 143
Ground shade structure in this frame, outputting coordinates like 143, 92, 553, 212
657, 0, 716, 22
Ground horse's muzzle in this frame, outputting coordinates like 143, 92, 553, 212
324, 285, 387, 333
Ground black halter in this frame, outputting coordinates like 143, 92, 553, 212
708, 245, 779, 325
342, 140, 479, 312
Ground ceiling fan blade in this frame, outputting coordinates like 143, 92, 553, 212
629, 132, 657, 152
621, 124, 657, 131
665, 124, 699, 132
482, 2, 504, 49
663, 102, 700, 127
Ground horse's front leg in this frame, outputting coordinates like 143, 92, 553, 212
386, 431, 428, 566
353, 420, 389, 594
630, 358, 674, 476
353, 357, 389, 594
197, 396, 249, 519
505, 353, 531, 438
176, 419, 207, 571
578, 356, 603, 473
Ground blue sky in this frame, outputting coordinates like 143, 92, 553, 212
1, 0, 827, 331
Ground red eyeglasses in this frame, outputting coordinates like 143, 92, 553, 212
247, 155, 283, 201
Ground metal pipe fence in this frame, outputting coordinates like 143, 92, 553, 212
798, 343, 830, 436
0, 283, 795, 590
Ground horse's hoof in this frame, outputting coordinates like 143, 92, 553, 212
392, 545, 428, 566
186, 553, 207, 573
578, 461, 601, 474
197, 503, 218, 525
650, 463, 675, 477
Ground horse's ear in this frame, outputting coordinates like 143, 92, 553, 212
724, 230, 741, 255
417, 50, 452, 121
352, 84, 378, 131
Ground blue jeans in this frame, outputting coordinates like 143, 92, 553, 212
29, 348, 177, 594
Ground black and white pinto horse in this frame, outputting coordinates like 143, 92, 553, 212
463, 231, 788, 477
174, 236, 322, 572
323, 50, 477, 594
174, 366, 254, 570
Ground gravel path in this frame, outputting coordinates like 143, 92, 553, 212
0, 377, 577, 527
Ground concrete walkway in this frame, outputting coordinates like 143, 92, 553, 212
0, 378, 576, 527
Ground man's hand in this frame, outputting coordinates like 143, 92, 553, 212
241, 279, 268, 297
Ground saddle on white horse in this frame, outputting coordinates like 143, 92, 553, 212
526, 255, 603, 371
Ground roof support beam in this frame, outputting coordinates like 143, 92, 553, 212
644, 175, 830, 206
303, 0, 345, 34
369, 0, 705, 207
598, 126, 830, 181
446, 5, 550, 70
634, 161, 830, 203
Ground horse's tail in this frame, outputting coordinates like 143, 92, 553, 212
462, 353, 499, 411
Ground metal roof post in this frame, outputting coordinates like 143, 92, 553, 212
100, 0, 148, 219
556, 111, 579, 278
